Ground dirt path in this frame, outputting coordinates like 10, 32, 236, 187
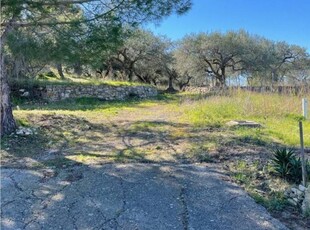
1, 102, 272, 169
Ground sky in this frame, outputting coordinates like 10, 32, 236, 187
147, 0, 310, 52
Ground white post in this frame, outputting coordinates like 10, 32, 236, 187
302, 98, 308, 119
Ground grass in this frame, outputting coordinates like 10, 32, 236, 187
6, 90, 310, 165
2, 88, 310, 228
9, 76, 150, 88
182, 90, 310, 146
229, 159, 289, 211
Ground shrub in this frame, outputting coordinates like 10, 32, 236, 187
271, 148, 309, 183
271, 148, 295, 179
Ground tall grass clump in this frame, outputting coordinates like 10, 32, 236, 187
182, 89, 310, 146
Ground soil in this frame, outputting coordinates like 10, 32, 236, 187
1, 101, 309, 229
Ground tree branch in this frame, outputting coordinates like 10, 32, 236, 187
1, 0, 98, 7
1, 0, 125, 28
203, 57, 220, 77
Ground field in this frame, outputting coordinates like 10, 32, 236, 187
2, 90, 310, 167
1, 89, 310, 228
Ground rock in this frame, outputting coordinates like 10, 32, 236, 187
16, 127, 36, 136
287, 198, 298, 206
293, 197, 299, 203
43, 85, 158, 102
302, 185, 310, 215
21, 91, 30, 97
226, 120, 262, 128
291, 188, 304, 196
299, 184, 306, 192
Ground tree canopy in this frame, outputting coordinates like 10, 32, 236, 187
0, 0, 193, 136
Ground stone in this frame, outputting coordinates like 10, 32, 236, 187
299, 184, 306, 192
226, 120, 262, 128
295, 189, 304, 197
21, 91, 30, 97
42, 85, 158, 102
293, 197, 299, 203
16, 127, 35, 136
302, 185, 310, 215
287, 198, 298, 206
291, 187, 299, 195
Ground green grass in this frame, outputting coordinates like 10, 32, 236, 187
4, 89, 310, 170
9, 76, 150, 88
181, 90, 310, 146
230, 160, 290, 211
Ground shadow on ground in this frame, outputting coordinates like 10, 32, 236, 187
1, 164, 288, 230
1, 112, 283, 169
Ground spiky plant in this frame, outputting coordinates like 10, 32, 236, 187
271, 148, 296, 179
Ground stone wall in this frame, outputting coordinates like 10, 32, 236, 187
42, 85, 158, 101
284, 184, 310, 215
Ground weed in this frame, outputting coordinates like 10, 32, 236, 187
250, 192, 287, 211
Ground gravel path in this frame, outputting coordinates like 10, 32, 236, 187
1, 163, 288, 230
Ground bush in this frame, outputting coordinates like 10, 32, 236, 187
271, 148, 309, 183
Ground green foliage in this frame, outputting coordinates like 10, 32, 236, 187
15, 117, 31, 127
229, 160, 289, 212
271, 148, 296, 178
271, 148, 310, 183
250, 192, 287, 211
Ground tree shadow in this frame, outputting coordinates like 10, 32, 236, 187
1, 164, 291, 229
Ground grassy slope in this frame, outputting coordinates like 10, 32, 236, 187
182, 90, 310, 146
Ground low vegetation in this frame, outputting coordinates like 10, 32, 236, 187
1, 89, 310, 228
10, 76, 147, 88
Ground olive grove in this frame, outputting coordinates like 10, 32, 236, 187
0, 0, 192, 136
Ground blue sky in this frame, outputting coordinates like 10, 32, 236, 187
147, 0, 310, 52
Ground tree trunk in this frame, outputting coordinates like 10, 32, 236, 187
219, 67, 226, 87
166, 75, 176, 92
73, 62, 82, 76
1, 17, 18, 136
56, 63, 65, 79
1, 53, 17, 136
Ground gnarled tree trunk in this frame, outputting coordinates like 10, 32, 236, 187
1, 53, 17, 136
56, 63, 65, 79
1, 17, 17, 136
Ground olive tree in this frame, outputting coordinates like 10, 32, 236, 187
176, 30, 258, 87
0, 0, 192, 136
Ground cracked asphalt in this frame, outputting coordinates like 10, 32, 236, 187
1, 163, 288, 230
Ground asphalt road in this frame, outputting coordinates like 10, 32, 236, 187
1, 163, 288, 230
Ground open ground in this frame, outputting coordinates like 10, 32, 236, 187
1, 91, 310, 229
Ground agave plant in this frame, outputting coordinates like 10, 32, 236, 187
271, 148, 296, 179
271, 148, 310, 183
288, 157, 302, 183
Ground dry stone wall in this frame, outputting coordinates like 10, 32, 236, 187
43, 85, 158, 101
284, 184, 310, 215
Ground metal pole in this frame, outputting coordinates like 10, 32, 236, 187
299, 121, 307, 186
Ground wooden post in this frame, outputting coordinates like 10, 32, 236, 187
299, 121, 307, 187
302, 98, 308, 119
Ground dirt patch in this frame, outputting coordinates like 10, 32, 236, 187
2, 99, 309, 229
